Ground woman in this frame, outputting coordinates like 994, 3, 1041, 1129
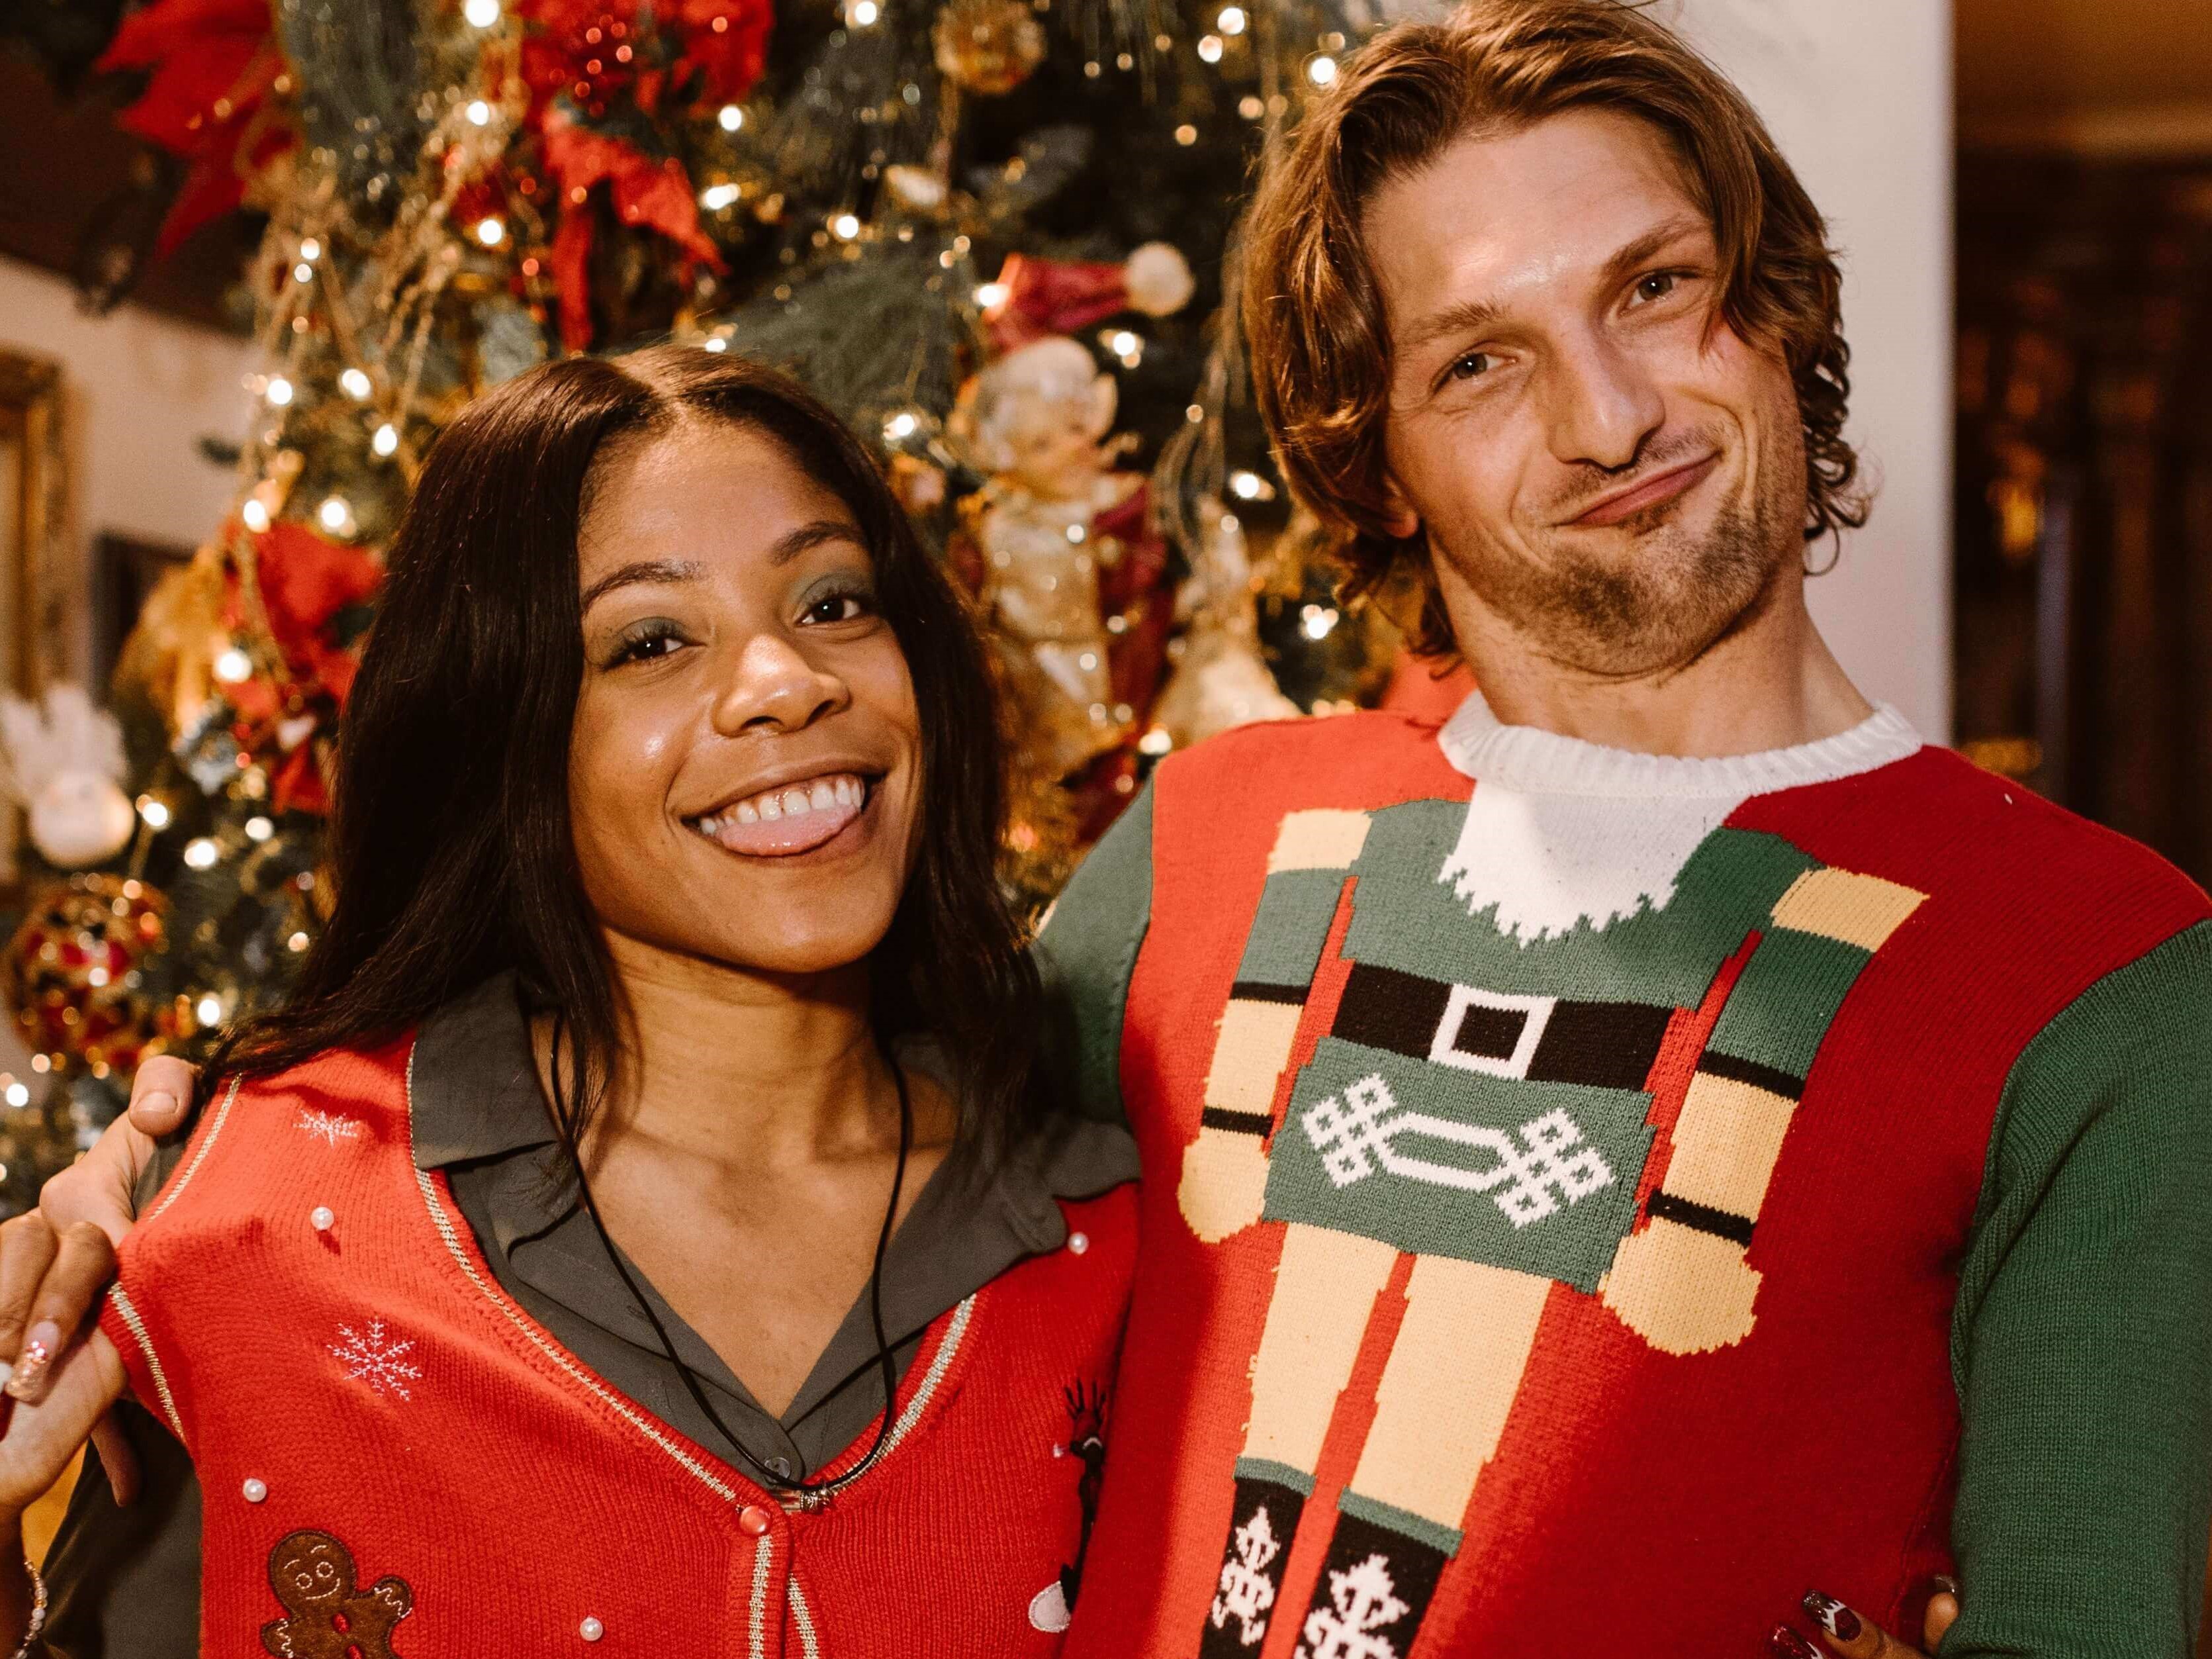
0, 346, 1136, 1654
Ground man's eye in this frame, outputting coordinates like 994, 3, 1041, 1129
1632, 271, 1680, 305
1446, 351, 1495, 383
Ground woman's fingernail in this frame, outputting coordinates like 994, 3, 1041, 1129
5, 1323, 59, 1399
1769, 1627, 1821, 1659
1802, 1591, 1863, 1641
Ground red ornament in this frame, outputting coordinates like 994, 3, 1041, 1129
2, 876, 171, 1076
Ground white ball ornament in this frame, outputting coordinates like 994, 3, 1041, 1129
1123, 242, 1195, 317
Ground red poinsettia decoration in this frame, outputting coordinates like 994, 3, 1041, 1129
512, 0, 770, 349
96, 0, 294, 256
223, 520, 383, 814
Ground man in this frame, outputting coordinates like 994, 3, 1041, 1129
28, 4, 2212, 1656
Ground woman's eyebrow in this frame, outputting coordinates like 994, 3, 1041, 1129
769, 519, 866, 566
579, 557, 702, 614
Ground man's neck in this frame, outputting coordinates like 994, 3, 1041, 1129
1443, 569, 1875, 760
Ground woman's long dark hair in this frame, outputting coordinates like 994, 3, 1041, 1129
218, 345, 1043, 1164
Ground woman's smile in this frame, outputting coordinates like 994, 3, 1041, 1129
686, 768, 878, 859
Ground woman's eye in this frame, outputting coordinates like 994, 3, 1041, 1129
610, 624, 685, 665
1446, 350, 1495, 383
1632, 271, 1681, 305
801, 591, 873, 626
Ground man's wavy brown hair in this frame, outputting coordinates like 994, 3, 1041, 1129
1242, 0, 1867, 655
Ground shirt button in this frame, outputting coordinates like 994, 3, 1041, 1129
739, 1505, 773, 1536
580, 1617, 604, 1642
767, 1456, 792, 1479
1067, 1231, 1090, 1255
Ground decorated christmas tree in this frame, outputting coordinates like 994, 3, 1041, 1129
0, 0, 1418, 1208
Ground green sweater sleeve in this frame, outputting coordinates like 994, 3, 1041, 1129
1033, 780, 1156, 1127
1945, 920, 2212, 1659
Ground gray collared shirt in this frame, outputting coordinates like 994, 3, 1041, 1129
40, 974, 1136, 1656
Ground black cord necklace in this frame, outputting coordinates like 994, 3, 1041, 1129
549, 1011, 914, 1501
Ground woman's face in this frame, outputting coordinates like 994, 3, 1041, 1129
569, 419, 923, 978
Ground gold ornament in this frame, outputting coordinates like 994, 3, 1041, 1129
933, 0, 1048, 95
1, 875, 171, 1075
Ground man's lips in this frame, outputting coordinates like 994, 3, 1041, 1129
1568, 452, 1720, 528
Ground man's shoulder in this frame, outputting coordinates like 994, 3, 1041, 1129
1149, 710, 1467, 831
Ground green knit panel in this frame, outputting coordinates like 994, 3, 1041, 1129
1704, 927, 1870, 1082
1234, 871, 1348, 992
1035, 781, 1154, 1127
1943, 920, 2212, 1659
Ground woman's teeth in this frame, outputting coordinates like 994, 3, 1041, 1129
695, 773, 866, 836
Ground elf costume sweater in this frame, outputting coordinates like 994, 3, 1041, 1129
99, 1035, 1136, 1657
1038, 694, 2212, 1659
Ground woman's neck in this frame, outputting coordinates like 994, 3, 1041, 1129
558, 933, 921, 1178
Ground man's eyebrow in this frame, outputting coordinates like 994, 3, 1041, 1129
1598, 214, 1712, 291
1393, 214, 1715, 359
768, 518, 866, 566
1398, 296, 1503, 357
579, 558, 702, 614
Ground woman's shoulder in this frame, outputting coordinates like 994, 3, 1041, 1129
129, 1032, 422, 1239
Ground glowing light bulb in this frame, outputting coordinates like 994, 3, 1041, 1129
136, 796, 171, 830
372, 423, 400, 457
464, 0, 500, 27
465, 99, 492, 126
1175, 124, 1199, 146
339, 367, 372, 400
195, 993, 224, 1026
240, 498, 271, 533
1307, 55, 1339, 87
700, 183, 741, 210
214, 648, 253, 684
1197, 34, 1223, 63
318, 496, 351, 532
831, 213, 861, 240
476, 216, 505, 246
702, 336, 729, 353
245, 816, 275, 843
265, 376, 294, 406
183, 838, 220, 871
847, 0, 880, 24
3, 1084, 25, 1108
718, 104, 744, 132
1217, 6, 1246, 34
975, 282, 1007, 308
293, 261, 314, 284
299, 238, 321, 261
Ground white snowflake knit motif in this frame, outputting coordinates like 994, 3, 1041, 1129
297, 1110, 363, 1147
328, 1319, 421, 1400
1211, 1503, 1283, 1646
1297, 1553, 1410, 1659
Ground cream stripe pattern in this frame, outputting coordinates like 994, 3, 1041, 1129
144, 1074, 242, 1223
105, 1284, 185, 1442
787, 1578, 821, 1659
749, 1535, 774, 1659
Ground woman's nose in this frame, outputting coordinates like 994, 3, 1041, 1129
709, 633, 848, 735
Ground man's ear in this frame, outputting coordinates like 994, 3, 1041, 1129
1379, 471, 1422, 541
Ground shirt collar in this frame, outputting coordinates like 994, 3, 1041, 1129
1436, 687, 1923, 798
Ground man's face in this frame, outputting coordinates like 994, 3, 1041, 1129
1367, 109, 1808, 680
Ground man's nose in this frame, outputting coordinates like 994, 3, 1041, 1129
709, 633, 847, 735
1542, 333, 1665, 473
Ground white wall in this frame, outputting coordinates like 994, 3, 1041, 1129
1657, 0, 1955, 739
0, 255, 255, 681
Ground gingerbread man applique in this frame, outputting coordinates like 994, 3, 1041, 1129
260, 1529, 414, 1659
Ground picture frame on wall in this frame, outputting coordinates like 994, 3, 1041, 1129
0, 349, 66, 898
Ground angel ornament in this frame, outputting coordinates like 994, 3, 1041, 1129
951, 337, 1160, 781
0, 685, 138, 870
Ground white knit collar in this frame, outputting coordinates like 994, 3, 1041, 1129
1436, 688, 1921, 799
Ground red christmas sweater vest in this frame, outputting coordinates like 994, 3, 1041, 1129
101, 1037, 1136, 1656
1052, 706, 2212, 1658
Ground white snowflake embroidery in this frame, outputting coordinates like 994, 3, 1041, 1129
328, 1319, 421, 1400
1210, 1503, 1283, 1647
297, 1110, 363, 1147
1296, 1552, 1410, 1659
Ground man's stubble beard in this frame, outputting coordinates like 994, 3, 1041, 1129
1437, 412, 1808, 683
